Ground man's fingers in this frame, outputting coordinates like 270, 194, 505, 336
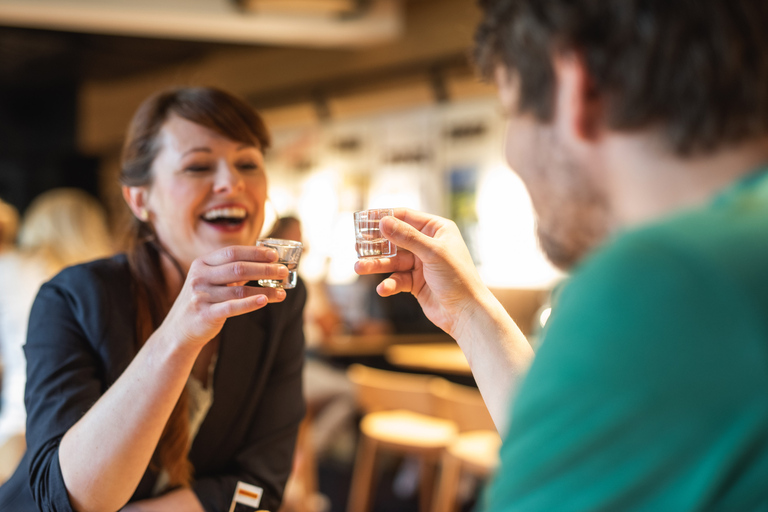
354, 250, 416, 275
379, 215, 439, 260
391, 208, 442, 237
377, 273, 413, 297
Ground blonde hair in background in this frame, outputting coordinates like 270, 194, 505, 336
0, 198, 19, 250
18, 188, 114, 275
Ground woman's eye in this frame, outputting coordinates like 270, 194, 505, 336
185, 165, 212, 173
237, 162, 259, 171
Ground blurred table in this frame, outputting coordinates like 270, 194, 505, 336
384, 342, 471, 376
318, 332, 454, 357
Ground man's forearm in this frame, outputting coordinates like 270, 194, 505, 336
453, 288, 535, 435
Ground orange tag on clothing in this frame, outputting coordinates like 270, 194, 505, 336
228, 481, 264, 512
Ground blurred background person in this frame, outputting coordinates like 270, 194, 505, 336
0, 198, 19, 255
267, 215, 303, 245
0, 188, 113, 483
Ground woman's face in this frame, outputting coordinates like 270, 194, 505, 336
141, 114, 267, 270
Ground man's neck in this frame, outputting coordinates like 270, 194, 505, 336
602, 134, 768, 229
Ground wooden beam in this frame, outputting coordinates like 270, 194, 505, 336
78, 0, 482, 154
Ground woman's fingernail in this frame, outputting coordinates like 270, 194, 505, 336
277, 289, 286, 299
256, 295, 268, 305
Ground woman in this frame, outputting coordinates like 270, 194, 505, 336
0, 87, 306, 512
0, 188, 113, 483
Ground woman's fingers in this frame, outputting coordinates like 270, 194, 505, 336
200, 245, 278, 266
204, 283, 286, 304
209, 293, 270, 318
202, 261, 288, 286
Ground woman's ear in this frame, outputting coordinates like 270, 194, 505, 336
122, 185, 150, 222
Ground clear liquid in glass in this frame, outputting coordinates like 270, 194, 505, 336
258, 261, 299, 289
355, 238, 395, 258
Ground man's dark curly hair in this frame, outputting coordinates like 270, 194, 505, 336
474, 0, 768, 155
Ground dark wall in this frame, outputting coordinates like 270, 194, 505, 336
0, 28, 98, 214
0, 25, 236, 215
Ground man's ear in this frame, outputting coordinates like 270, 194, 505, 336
552, 51, 603, 145
494, 65, 520, 116
122, 185, 150, 222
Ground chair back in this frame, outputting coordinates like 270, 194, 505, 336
347, 364, 439, 416
429, 378, 496, 432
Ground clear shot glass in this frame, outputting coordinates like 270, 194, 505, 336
353, 208, 397, 259
255, 238, 303, 289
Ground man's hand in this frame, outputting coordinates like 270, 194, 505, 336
354, 208, 534, 433
354, 208, 489, 341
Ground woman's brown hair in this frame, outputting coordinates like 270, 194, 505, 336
120, 87, 271, 488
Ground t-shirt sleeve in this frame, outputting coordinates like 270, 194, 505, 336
484, 233, 768, 511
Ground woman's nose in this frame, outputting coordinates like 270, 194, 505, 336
213, 161, 244, 194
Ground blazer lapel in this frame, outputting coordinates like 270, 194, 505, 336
189, 308, 270, 468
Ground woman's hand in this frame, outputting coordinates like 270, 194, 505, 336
354, 208, 491, 339
161, 245, 289, 351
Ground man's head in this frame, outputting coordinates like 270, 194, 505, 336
474, 0, 768, 268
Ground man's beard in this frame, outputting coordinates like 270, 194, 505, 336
536, 216, 609, 270
529, 132, 614, 271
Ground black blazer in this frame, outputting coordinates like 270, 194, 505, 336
0, 254, 306, 512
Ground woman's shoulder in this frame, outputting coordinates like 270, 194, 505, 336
31, 254, 134, 350
50, 254, 130, 290
39, 254, 133, 317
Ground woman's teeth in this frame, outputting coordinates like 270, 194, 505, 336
203, 207, 247, 221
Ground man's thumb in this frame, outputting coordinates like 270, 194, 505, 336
380, 215, 431, 256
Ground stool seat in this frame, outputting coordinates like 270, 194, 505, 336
431, 430, 502, 512
346, 365, 458, 512
361, 410, 458, 450
446, 430, 501, 476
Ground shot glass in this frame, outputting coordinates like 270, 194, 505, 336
255, 238, 303, 289
354, 208, 397, 259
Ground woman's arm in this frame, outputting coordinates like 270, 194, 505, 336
121, 489, 204, 512
27, 246, 288, 512
354, 209, 534, 434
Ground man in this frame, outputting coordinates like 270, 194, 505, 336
355, 0, 768, 509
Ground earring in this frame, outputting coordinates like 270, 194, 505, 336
140, 209, 149, 222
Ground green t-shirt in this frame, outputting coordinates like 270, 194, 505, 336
484, 167, 768, 511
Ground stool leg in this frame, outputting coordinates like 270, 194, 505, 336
431, 451, 462, 512
419, 457, 438, 512
347, 434, 378, 512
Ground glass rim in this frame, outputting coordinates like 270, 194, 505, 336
353, 208, 394, 216
256, 238, 303, 248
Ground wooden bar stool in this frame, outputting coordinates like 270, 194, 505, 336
346, 365, 458, 512
429, 379, 501, 512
